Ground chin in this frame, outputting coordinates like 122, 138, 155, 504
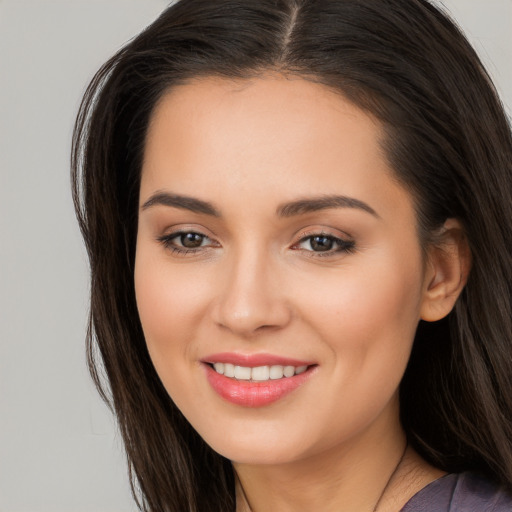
196, 421, 311, 465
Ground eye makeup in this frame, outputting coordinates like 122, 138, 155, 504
157, 227, 356, 259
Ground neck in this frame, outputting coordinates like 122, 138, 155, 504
234, 405, 410, 512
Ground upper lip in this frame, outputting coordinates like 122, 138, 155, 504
201, 352, 315, 367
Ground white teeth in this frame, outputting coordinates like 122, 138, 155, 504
213, 362, 225, 375
283, 366, 295, 378
269, 365, 284, 379
251, 366, 270, 381
234, 365, 252, 380
224, 363, 235, 378
212, 363, 309, 381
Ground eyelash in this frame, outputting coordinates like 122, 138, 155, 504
293, 231, 356, 257
157, 231, 215, 255
157, 230, 356, 257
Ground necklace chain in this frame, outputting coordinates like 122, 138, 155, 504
237, 441, 409, 512
372, 441, 408, 512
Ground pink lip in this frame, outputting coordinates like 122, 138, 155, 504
202, 352, 314, 367
202, 354, 317, 408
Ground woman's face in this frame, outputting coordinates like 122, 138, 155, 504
135, 75, 431, 464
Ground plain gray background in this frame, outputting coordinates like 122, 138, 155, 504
0, 1, 510, 511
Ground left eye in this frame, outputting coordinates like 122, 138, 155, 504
296, 234, 354, 253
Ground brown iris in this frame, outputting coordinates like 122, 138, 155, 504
179, 233, 205, 248
310, 235, 335, 252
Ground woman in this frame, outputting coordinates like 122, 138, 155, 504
71, 0, 512, 510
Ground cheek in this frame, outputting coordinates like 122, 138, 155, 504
292, 253, 424, 437
134, 248, 209, 371
298, 248, 424, 368
349, 269, 421, 342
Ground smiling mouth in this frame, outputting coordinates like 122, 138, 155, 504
210, 363, 309, 381
203, 361, 316, 407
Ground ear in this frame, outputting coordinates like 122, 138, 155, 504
420, 218, 471, 322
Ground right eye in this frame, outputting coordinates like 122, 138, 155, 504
158, 231, 216, 254
173, 232, 208, 248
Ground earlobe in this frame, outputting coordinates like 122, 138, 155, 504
420, 219, 471, 322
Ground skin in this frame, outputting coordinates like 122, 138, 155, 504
135, 75, 469, 511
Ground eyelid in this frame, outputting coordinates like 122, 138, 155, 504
294, 226, 354, 245
291, 228, 356, 256
157, 223, 217, 240
156, 225, 221, 254
155, 225, 355, 257
297, 224, 351, 236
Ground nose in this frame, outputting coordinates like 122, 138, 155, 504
211, 247, 292, 337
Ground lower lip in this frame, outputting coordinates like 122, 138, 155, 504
204, 364, 315, 407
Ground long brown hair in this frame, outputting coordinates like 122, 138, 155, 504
71, 1, 512, 510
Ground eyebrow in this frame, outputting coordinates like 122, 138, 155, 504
141, 192, 220, 216
277, 195, 379, 218
141, 191, 379, 219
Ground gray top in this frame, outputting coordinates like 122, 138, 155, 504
401, 472, 512, 511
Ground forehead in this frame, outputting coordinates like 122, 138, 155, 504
140, 75, 414, 228
145, 75, 383, 147
143, 76, 383, 180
